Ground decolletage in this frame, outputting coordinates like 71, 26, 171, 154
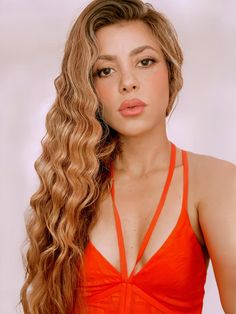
74, 142, 207, 314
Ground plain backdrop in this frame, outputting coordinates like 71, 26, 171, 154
1, 0, 235, 313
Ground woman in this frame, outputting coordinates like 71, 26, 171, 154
20, 0, 236, 313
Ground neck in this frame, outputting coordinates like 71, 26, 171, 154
114, 123, 171, 178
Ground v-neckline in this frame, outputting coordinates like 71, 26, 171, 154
110, 141, 177, 281
87, 143, 191, 281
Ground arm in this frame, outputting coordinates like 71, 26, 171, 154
198, 157, 236, 314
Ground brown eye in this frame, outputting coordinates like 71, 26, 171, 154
96, 67, 114, 78
139, 58, 156, 67
93, 58, 156, 78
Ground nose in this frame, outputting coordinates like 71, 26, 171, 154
119, 69, 139, 93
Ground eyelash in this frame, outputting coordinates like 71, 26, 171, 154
94, 58, 157, 78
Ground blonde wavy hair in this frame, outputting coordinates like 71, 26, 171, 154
20, 0, 183, 313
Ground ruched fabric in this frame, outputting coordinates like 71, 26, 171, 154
74, 142, 207, 314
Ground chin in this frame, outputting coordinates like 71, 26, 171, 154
116, 125, 152, 138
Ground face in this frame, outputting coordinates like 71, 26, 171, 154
92, 20, 169, 137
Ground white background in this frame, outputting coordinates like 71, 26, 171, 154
1, 0, 235, 313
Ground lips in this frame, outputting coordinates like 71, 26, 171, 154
118, 98, 147, 111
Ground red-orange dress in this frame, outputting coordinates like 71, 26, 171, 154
75, 142, 207, 313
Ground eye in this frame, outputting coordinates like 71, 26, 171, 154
138, 58, 156, 67
94, 58, 156, 77
94, 67, 114, 78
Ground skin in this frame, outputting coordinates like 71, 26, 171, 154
92, 20, 170, 176
91, 20, 236, 313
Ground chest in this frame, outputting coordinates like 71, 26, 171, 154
89, 164, 207, 277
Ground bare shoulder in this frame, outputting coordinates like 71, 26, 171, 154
187, 148, 235, 174
186, 149, 236, 204
186, 149, 236, 312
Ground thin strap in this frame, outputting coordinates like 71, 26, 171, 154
182, 149, 189, 213
111, 164, 128, 279
111, 142, 176, 280
131, 143, 176, 274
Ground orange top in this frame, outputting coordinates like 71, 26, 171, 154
76, 142, 207, 314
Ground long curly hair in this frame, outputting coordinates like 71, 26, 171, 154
20, 1, 183, 313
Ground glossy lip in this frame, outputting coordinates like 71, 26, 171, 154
119, 105, 145, 117
118, 98, 147, 111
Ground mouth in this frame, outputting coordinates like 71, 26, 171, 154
118, 98, 147, 111
119, 106, 146, 117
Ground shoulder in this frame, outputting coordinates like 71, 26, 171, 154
185, 150, 236, 312
185, 148, 236, 237
186, 149, 236, 204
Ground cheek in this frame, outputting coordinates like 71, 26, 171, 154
94, 80, 114, 103
144, 67, 169, 92
94, 81, 116, 122
94, 65, 169, 103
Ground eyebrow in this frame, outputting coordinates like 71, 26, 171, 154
97, 45, 159, 61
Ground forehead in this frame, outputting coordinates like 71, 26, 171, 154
95, 20, 163, 55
